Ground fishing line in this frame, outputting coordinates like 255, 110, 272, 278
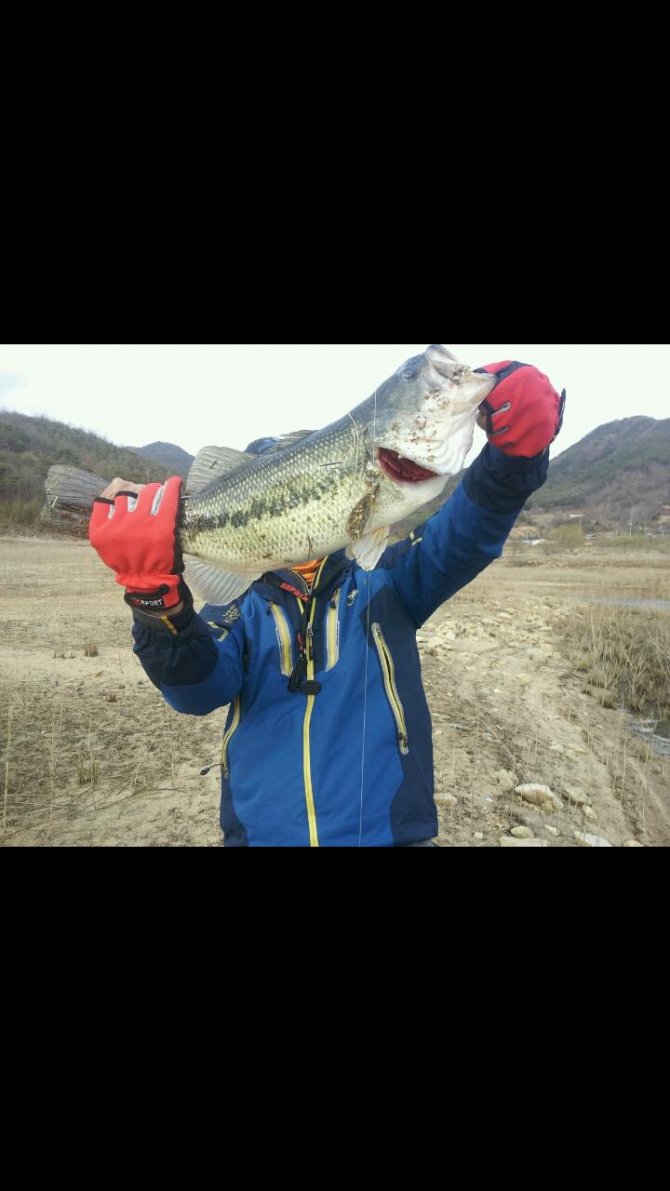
359, 387, 378, 847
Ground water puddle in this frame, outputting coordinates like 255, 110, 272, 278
569, 596, 670, 613
628, 718, 670, 758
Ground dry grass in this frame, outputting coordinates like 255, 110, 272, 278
562, 604, 670, 717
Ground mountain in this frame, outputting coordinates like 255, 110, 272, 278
0, 411, 176, 525
531, 416, 670, 523
135, 441, 194, 476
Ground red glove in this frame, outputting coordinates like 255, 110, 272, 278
476, 361, 566, 458
89, 477, 186, 611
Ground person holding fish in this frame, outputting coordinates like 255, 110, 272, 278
84, 348, 565, 847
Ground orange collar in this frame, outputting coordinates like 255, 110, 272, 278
292, 559, 325, 590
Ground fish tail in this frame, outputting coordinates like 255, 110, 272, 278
41, 465, 108, 535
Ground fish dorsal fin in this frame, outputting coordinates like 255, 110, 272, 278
186, 446, 255, 495
244, 429, 315, 455
347, 526, 390, 571
273, 429, 315, 450
183, 557, 261, 606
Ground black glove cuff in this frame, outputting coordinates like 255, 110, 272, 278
131, 585, 195, 633
124, 578, 190, 613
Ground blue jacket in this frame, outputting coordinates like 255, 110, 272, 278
132, 445, 548, 847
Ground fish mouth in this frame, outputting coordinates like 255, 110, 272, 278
377, 448, 439, 485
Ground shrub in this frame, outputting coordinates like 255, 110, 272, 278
550, 524, 585, 551
562, 605, 670, 717
0, 497, 42, 527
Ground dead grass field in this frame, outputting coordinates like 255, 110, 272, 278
1, 535, 669, 847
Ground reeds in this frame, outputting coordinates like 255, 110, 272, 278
563, 604, 670, 718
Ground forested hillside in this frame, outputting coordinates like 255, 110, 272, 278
0, 412, 174, 526
531, 417, 670, 522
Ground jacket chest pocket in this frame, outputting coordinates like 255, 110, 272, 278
269, 604, 294, 677
371, 623, 409, 756
325, 587, 342, 672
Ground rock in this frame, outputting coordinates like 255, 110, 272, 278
496, 769, 516, 792
583, 806, 597, 822
500, 836, 550, 848
517, 673, 531, 685
623, 839, 644, 847
562, 785, 592, 807
549, 744, 565, 754
474, 832, 484, 841
526, 648, 549, 663
542, 801, 559, 815
510, 827, 534, 839
573, 831, 613, 848
436, 794, 458, 808
545, 826, 559, 837
515, 784, 562, 811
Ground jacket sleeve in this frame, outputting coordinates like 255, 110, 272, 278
131, 598, 245, 717
381, 443, 549, 628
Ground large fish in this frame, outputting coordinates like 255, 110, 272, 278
43, 344, 498, 604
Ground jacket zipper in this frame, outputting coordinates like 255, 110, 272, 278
270, 603, 294, 676
298, 558, 328, 848
371, 623, 409, 755
221, 696, 242, 779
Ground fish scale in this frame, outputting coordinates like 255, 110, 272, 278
181, 416, 367, 570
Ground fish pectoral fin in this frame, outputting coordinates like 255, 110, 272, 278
348, 526, 389, 571
186, 446, 256, 495
183, 558, 260, 606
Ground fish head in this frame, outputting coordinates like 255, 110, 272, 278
361, 344, 498, 487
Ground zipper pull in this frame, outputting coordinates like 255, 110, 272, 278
306, 623, 314, 661
288, 653, 307, 692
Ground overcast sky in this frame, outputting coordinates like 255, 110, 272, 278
1, 344, 668, 460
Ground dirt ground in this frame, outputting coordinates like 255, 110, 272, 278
1, 535, 668, 847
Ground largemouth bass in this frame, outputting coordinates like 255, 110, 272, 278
43, 344, 497, 604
